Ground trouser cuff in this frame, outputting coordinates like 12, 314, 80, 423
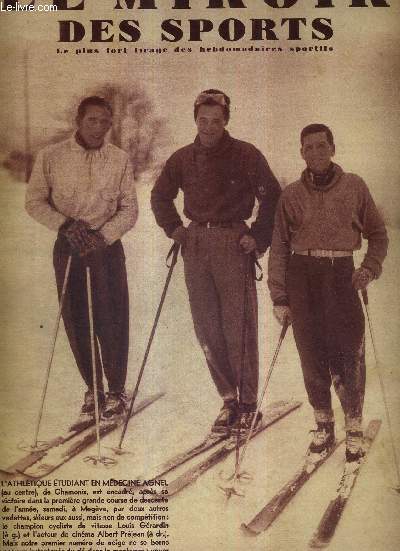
345, 415, 362, 432
314, 409, 334, 424
240, 402, 257, 413
221, 391, 237, 402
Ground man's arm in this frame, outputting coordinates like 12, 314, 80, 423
151, 155, 183, 238
248, 150, 282, 254
25, 149, 67, 231
99, 158, 138, 245
359, 182, 389, 278
267, 195, 292, 306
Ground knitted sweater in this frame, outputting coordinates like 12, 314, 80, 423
151, 131, 281, 253
268, 164, 388, 305
26, 137, 138, 245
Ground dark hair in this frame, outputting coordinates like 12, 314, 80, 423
76, 96, 113, 121
193, 89, 230, 122
300, 124, 334, 146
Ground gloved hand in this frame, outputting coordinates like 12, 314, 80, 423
80, 231, 107, 257
273, 305, 292, 326
171, 225, 187, 246
59, 218, 91, 253
239, 234, 257, 254
352, 267, 374, 290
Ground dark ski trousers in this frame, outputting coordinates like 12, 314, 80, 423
53, 236, 129, 395
287, 254, 365, 431
183, 222, 259, 407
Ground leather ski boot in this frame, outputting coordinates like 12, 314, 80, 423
211, 400, 238, 434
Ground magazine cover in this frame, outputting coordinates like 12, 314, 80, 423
1, 1, 399, 550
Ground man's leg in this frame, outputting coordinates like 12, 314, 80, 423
210, 226, 259, 411
53, 237, 104, 395
325, 257, 366, 461
287, 254, 335, 453
183, 224, 237, 402
89, 241, 129, 417
288, 255, 333, 418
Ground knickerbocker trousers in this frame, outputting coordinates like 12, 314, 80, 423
287, 253, 365, 430
53, 236, 129, 395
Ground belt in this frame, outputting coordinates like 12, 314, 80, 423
294, 249, 353, 258
195, 221, 244, 229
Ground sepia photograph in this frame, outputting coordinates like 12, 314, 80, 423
0, 1, 399, 550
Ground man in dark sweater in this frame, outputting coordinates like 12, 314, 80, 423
151, 89, 281, 434
268, 123, 388, 463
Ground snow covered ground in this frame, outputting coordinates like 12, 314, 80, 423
0, 171, 399, 550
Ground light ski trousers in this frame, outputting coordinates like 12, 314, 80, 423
182, 222, 259, 407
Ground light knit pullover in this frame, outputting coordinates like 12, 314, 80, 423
25, 136, 138, 245
268, 163, 388, 305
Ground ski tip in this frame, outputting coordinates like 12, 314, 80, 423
15, 469, 41, 480
0, 467, 16, 476
0, 469, 21, 481
240, 522, 259, 537
146, 391, 166, 401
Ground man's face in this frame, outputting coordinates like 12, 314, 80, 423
195, 104, 227, 148
77, 105, 112, 149
301, 131, 335, 174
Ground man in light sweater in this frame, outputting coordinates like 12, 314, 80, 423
268, 123, 388, 463
26, 96, 138, 426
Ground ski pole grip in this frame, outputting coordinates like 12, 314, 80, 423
281, 318, 289, 340
361, 289, 369, 305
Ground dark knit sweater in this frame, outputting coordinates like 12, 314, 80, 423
151, 131, 281, 253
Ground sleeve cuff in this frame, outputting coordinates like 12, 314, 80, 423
58, 217, 74, 232
361, 258, 381, 279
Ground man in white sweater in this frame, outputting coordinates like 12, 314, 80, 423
26, 96, 138, 426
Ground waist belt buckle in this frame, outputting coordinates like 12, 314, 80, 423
321, 249, 335, 264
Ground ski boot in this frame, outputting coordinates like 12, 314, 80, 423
211, 400, 239, 434
69, 389, 105, 431
345, 430, 365, 463
102, 390, 128, 420
231, 407, 262, 437
308, 422, 335, 457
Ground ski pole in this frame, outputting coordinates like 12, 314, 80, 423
221, 319, 289, 499
85, 263, 102, 462
361, 289, 400, 493
233, 254, 252, 476
31, 255, 72, 451
83, 259, 116, 467
114, 242, 180, 454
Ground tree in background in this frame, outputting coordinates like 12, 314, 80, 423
2, 151, 33, 182
3, 82, 168, 183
